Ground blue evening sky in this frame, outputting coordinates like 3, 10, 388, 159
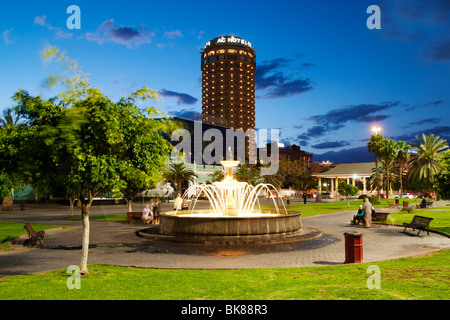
1, 0, 449, 162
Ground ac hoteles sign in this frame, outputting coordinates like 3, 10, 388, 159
204, 36, 253, 48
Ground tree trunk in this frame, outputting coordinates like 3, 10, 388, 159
399, 162, 403, 198
127, 199, 133, 212
375, 155, 380, 198
80, 193, 94, 276
68, 194, 75, 217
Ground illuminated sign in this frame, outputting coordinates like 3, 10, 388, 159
205, 36, 252, 48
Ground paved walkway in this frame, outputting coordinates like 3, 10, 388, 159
0, 201, 449, 278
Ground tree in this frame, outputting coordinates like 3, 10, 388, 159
338, 181, 360, 208
235, 164, 262, 186
15, 46, 172, 276
0, 108, 23, 210
206, 169, 225, 184
369, 159, 399, 195
395, 140, 412, 198
163, 162, 198, 195
368, 134, 385, 198
0, 108, 20, 127
0, 123, 27, 210
433, 150, 450, 199
378, 138, 398, 197
407, 133, 449, 191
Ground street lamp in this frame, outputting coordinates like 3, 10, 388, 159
372, 126, 381, 135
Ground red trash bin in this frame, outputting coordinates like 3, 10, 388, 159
343, 232, 363, 264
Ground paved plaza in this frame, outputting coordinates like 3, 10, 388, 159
0, 200, 449, 278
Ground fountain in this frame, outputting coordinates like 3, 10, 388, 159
157, 148, 304, 241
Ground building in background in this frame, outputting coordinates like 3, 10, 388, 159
201, 36, 256, 161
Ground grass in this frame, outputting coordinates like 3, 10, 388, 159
0, 221, 61, 250
1, 200, 448, 300
386, 206, 450, 234
266, 198, 422, 217
0, 250, 448, 300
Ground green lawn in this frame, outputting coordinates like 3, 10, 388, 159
0, 250, 448, 300
268, 198, 422, 217
386, 207, 450, 234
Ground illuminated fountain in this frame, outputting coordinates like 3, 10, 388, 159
158, 148, 303, 239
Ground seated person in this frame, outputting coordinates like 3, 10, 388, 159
420, 196, 428, 208
352, 205, 365, 225
141, 204, 153, 224
182, 198, 189, 210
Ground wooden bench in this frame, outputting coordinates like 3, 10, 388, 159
23, 223, 45, 247
402, 215, 434, 236
372, 212, 390, 225
387, 201, 398, 209
127, 211, 143, 223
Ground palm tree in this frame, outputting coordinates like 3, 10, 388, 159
163, 162, 198, 195
0, 108, 19, 127
407, 133, 449, 191
369, 159, 399, 195
368, 134, 385, 197
395, 140, 412, 198
378, 138, 398, 197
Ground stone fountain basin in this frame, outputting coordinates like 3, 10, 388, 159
159, 209, 302, 236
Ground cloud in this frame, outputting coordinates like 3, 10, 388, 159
292, 101, 400, 148
85, 19, 154, 49
404, 100, 443, 111
33, 15, 73, 39
169, 108, 202, 121
427, 40, 450, 61
392, 125, 450, 144
403, 117, 442, 128
164, 30, 183, 39
298, 102, 399, 139
160, 89, 198, 105
380, 0, 450, 63
255, 58, 313, 99
2, 28, 14, 45
311, 141, 351, 149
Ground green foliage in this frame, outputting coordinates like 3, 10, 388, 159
401, 206, 414, 213
434, 150, 450, 199
206, 170, 225, 184
163, 162, 198, 195
338, 181, 360, 207
235, 164, 262, 186
407, 133, 449, 190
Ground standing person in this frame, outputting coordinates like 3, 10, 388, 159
141, 204, 153, 225
174, 193, 182, 211
302, 191, 307, 205
363, 197, 373, 228
153, 198, 161, 224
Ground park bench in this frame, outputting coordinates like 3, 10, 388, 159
402, 215, 434, 236
388, 201, 398, 209
372, 212, 390, 225
23, 223, 45, 247
127, 211, 143, 223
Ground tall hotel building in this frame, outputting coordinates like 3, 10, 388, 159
201, 36, 256, 131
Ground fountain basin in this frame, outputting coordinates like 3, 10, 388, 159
159, 210, 302, 236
